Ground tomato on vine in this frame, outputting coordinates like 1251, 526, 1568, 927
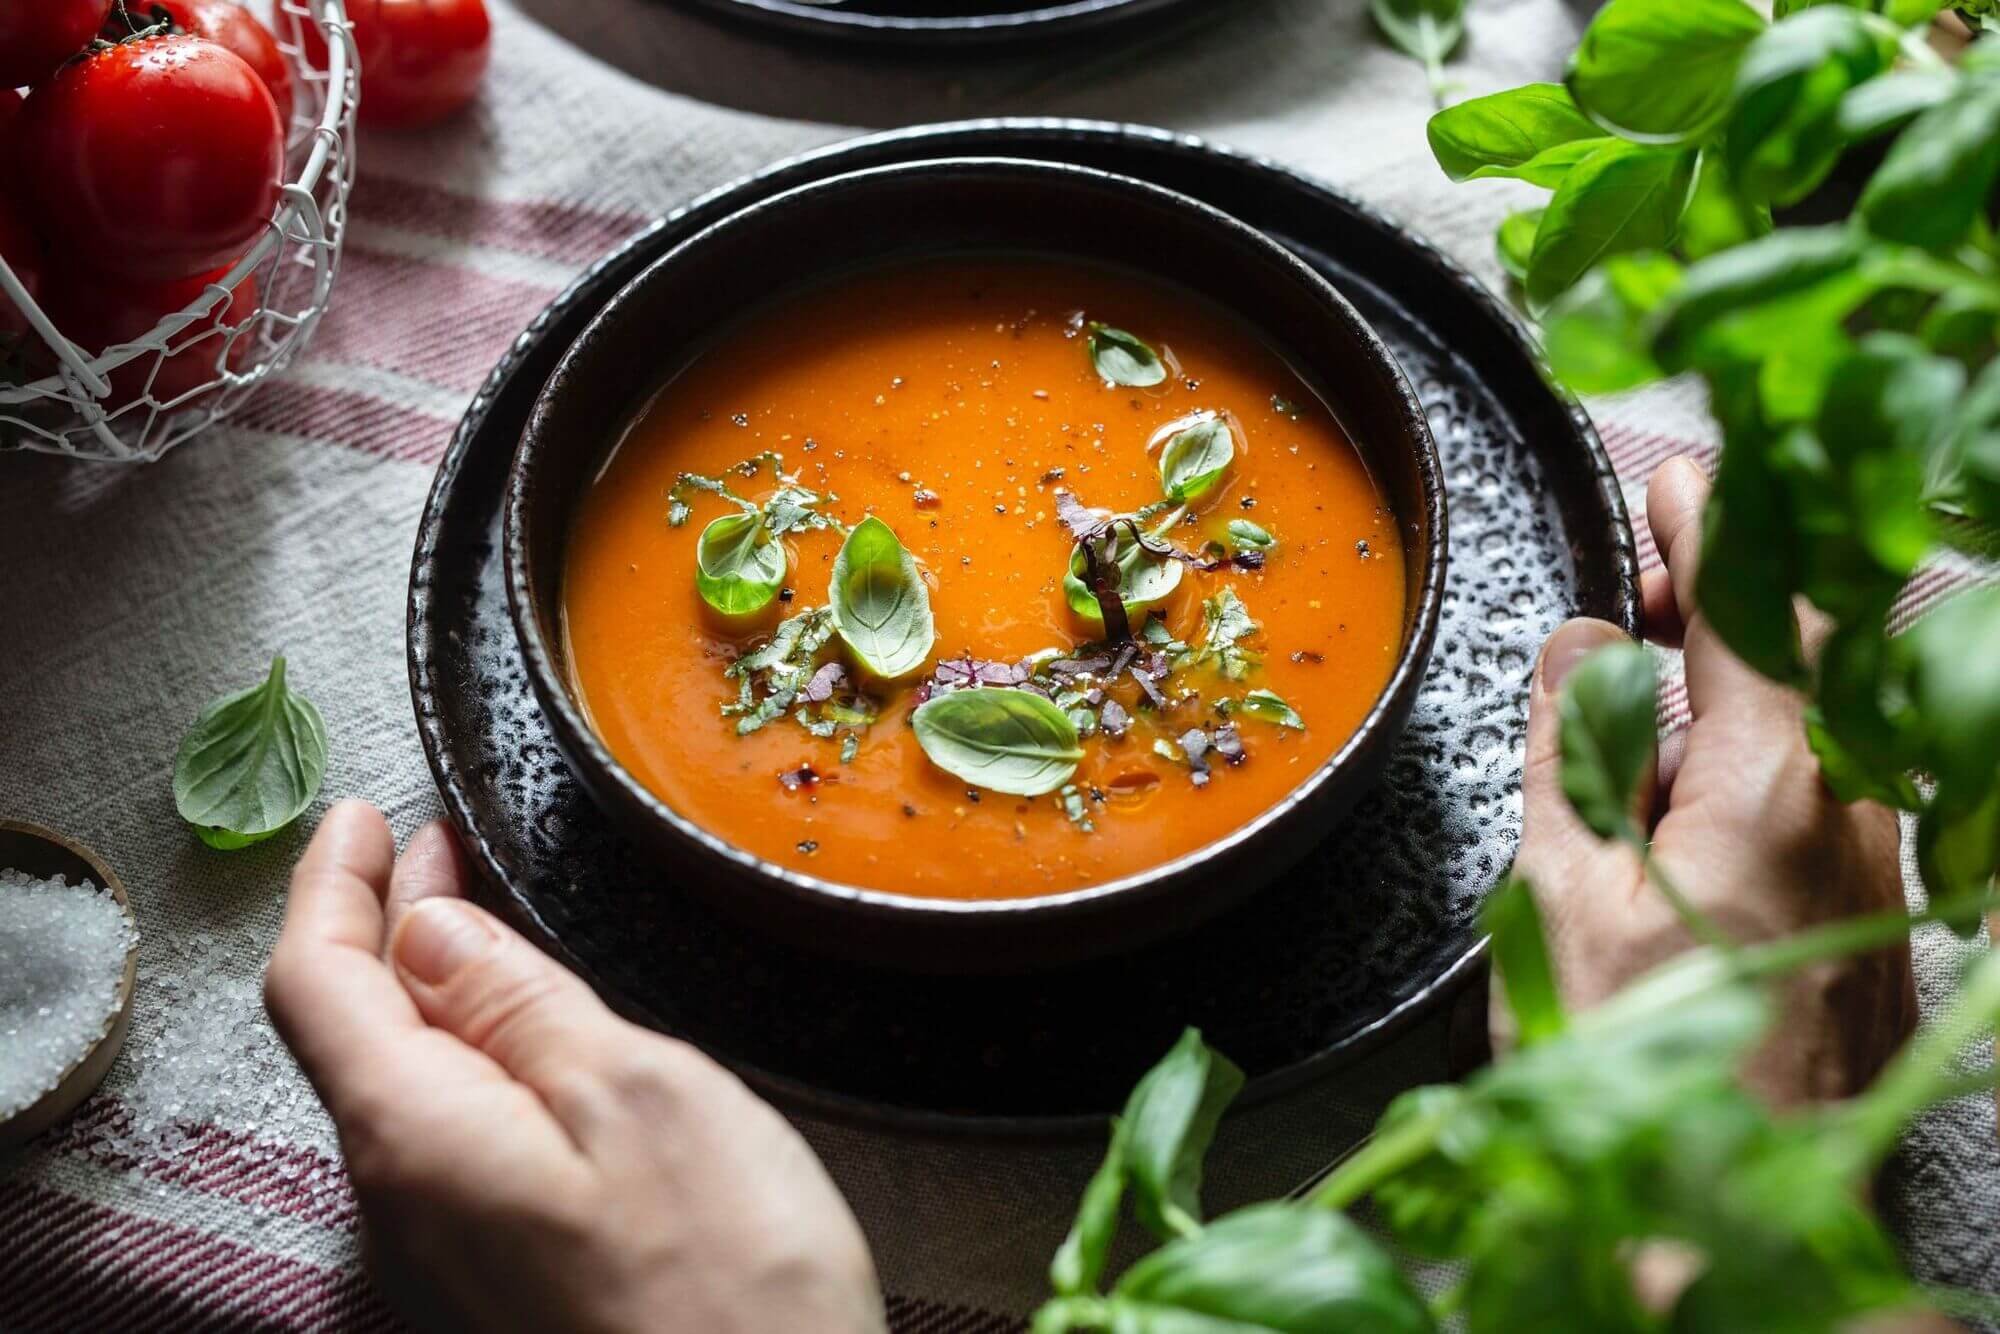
21, 34, 283, 284
143, 0, 296, 129
305, 0, 490, 128
0, 0, 112, 89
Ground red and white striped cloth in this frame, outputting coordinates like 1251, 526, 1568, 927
3, 1, 1995, 1329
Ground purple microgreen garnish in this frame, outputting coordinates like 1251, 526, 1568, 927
1099, 698, 1131, 738
802, 661, 847, 703
1178, 728, 1213, 787
778, 764, 833, 792
1212, 723, 1245, 764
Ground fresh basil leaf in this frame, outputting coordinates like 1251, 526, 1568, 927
1860, 75, 2000, 252
694, 511, 787, 616
1564, 0, 1766, 145
1918, 288, 2000, 372
1541, 252, 1682, 394
1226, 519, 1274, 550
1807, 623, 1921, 808
1064, 523, 1186, 625
1525, 141, 1697, 312
1928, 358, 2000, 518
1050, 1118, 1128, 1297
1118, 1029, 1246, 1242
173, 657, 328, 850
1371, 0, 1465, 97
1088, 322, 1167, 387
1483, 873, 1565, 1046
1905, 584, 2000, 793
1110, 1204, 1434, 1334
1158, 412, 1237, 503
1651, 226, 1870, 373
1238, 689, 1304, 730
1678, 153, 1772, 261
910, 687, 1082, 796
1836, 69, 1956, 143
1496, 208, 1542, 283
1698, 375, 1807, 683
1725, 7, 1897, 208
723, 606, 838, 735
828, 515, 935, 679
1426, 84, 1608, 187
1919, 781, 2000, 908
1556, 641, 1657, 842
1813, 336, 1955, 574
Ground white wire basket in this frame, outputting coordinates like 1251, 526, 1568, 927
0, 0, 358, 463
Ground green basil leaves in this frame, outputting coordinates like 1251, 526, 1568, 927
1526, 141, 1696, 311
695, 511, 787, 616
828, 515, 935, 679
1225, 519, 1274, 551
1087, 322, 1167, 388
910, 688, 1083, 797
1371, 0, 1466, 104
1556, 641, 1658, 843
1236, 689, 1304, 730
1428, 84, 1609, 187
173, 658, 328, 851
1564, 0, 1764, 145
1157, 412, 1237, 503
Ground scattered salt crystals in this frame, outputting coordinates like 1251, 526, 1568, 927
1, 868, 137, 1119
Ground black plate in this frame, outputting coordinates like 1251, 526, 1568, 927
407, 120, 1639, 1135
669, 0, 1203, 45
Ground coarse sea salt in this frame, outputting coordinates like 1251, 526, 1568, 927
1, 867, 137, 1119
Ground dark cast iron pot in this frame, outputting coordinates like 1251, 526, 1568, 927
506, 155, 1447, 972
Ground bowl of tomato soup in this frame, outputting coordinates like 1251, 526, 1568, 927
507, 158, 1445, 969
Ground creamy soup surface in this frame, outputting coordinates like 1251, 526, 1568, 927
562, 258, 1405, 900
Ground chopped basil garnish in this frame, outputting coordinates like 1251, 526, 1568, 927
1238, 688, 1305, 729
1176, 589, 1262, 681
173, 657, 328, 850
911, 688, 1084, 797
723, 606, 837, 734
1087, 322, 1167, 388
1060, 783, 1095, 833
1226, 519, 1275, 551
1157, 412, 1237, 504
695, 511, 788, 615
829, 515, 936, 679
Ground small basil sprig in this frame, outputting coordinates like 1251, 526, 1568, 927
1371, 0, 1465, 107
1086, 322, 1167, 387
1157, 412, 1237, 504
695, 511, 787, 616
910, 688, 1083, 797
173, 657, 328, 851
828, 515, 935, 679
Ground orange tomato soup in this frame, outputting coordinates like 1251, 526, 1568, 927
562, 258, 1405, 900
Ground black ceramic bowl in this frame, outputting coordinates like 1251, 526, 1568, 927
506, 156, 1446, 972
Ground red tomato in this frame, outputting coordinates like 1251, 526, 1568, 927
148, 0, 296, 129
46, 263, 260, 408
305, 0, 489, 128
22, 35, 283, 284
0, 0, 112, 89
0, 192, 47, 341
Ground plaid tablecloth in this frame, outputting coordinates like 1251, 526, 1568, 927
4, 1, 1998, 1328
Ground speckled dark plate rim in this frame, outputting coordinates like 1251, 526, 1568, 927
503, 155, 1448, 944
669, 0, 1203, 45
408, 118, 1640, 1139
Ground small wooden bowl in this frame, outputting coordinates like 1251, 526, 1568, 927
0, 820, 138, 1151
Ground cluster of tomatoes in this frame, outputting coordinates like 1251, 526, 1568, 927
0, 0, 490, 410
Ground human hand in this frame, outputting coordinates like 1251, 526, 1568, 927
1510, 456, 1917, 1105
264, 801, 885, 1334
